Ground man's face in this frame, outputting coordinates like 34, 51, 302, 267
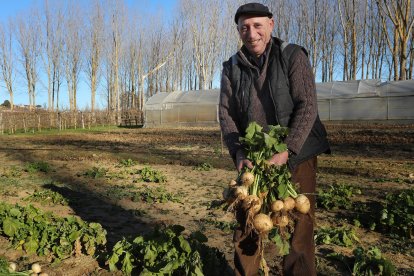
237, 15, 274, 57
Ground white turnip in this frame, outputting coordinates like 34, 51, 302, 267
223, 186, 248, 203
283, 197, 295, 211
229, 179, 237, 187
241, 195, 262, 214
253, 213, 273, 234
270, 200, 284, 212
234, 186, 248, 199
271, 213, 289, 227
295, 194, 310, 214
31, 263, 42, 274
8, 262, 17, 272
240, 171, 255, 187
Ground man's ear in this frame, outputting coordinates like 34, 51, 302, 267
269, 18, 275, 29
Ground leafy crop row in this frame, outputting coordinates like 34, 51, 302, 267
107, 225, 231, 276
23, 190, 69, 206
317, 184, 361, 210
328, 246, 396, 276
380, 189, 414, 238
0, 201, 107, 260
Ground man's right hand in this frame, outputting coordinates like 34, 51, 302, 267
236, 149, 253, 172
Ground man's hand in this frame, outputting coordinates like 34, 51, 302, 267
268, 150, 289, 166
236, 149, 253, 172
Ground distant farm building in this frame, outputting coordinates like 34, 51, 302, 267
144, 80, 414, 127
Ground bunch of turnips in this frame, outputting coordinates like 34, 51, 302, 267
223, 122, 311, 254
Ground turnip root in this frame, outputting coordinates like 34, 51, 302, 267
31, 263, 42, 274
270, 200, 284, 212
271, 213, 289, 227
229, 179, 237, 187
241, 195, 262, 214
8, 262, 17, 272
223, 186, 248, 203
234, 186, 248, 199
240, 171, 255, 187
283, 197, 295, 211
253, 213, 273, 234
295, 194, 310, 214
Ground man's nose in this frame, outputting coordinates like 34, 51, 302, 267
246, 28, 257, 39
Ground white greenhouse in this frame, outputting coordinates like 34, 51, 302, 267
144, 80, 414, 127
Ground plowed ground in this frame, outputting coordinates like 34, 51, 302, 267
0, 122, 413, 275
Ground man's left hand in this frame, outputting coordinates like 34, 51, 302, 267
268, 150, 289, 166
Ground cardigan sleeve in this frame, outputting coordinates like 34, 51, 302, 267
284, 50, 318, 154
219, 64, 243, 161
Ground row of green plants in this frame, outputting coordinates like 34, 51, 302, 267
0, 201, 230, 275
0, 157, 227, 275
327, 246, 396, 276
105, 185, 181, 204
317, 184, 414, 238
315, 184, 413, 275
81, 165, 167, 183
0, 162, 51, 179
0, 201, 107, 260
107, 225, 231, 276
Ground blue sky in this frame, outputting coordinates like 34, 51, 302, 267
0, 0, 178, 110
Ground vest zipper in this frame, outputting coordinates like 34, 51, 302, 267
268, 81, 280, 125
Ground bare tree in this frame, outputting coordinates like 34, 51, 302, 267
85, 0, 104, 113
41, 0, 64, 111
337, 0, 359, 80
102, 0, 127, 122
0, 21, 16, 110
62, 2, 83, 111
16, 9, 41, 110
180, 0, 223, 90
360, 0, 369, 79
376, 0, 414, 80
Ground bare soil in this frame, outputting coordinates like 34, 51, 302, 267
0, 122, 413, 275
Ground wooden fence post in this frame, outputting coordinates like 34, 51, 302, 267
23, 116, 27, 133
0, 112, 3, 135
88, 112, 91, 130
81, 112, 85, 129
37, 114, 41, 132
58, 113, 62, 131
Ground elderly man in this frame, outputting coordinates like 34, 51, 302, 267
219, 2, 330, 276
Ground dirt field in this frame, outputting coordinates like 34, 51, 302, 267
0, 122, 413, 275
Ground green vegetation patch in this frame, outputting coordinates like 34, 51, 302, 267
317, 184, 361, 210
107, 225, 231, 276
315, 226, 359, 247
137, 167, 166, 183
23, 190, 69, 206
328, 246, 396, 276
193, 162, 213, 171
1, 166, 23, 178
380, 189, 414, 238
133, 186, 180, 203
199, 218, 236, 233
117, 159, 137, 168
0, 201, 107, 260
82, 166, 108, 178
25, 161, 51, 173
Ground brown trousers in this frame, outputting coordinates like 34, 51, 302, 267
234, 157, 317, 276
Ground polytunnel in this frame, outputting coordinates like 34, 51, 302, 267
144, 89, 220, 127
317, 79, 414, 120
144, 80, 414, 127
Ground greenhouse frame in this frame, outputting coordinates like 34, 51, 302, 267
144, 80, 414, 127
